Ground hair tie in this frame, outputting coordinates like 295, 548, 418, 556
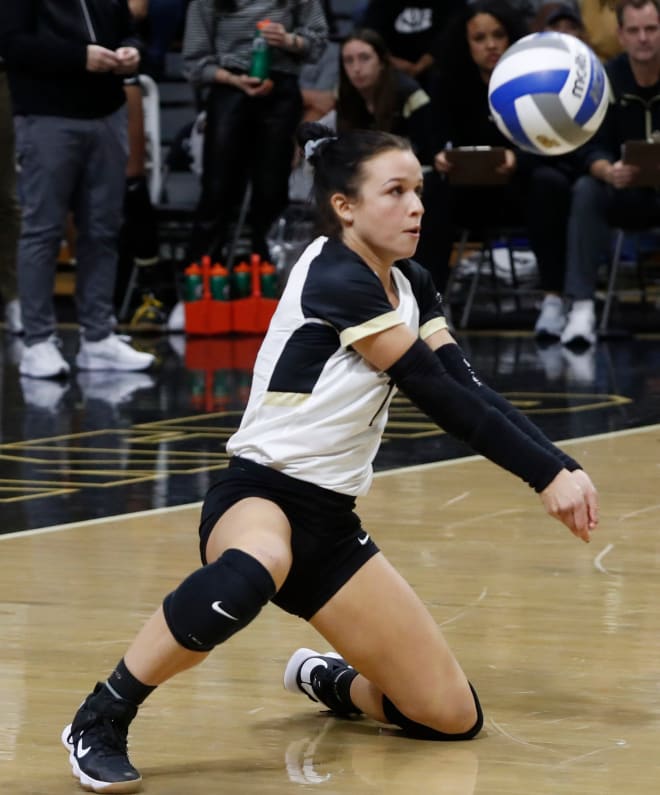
304, 136, 336, 161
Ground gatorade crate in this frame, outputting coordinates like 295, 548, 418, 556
184, 298, 232, 335
232, 296, 278, 334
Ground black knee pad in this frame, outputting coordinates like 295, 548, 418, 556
162, 548, 276, 652
383, 682, 483, 741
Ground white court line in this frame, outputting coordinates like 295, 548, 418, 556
1, 422, 658, 543
594, 543, 615, 574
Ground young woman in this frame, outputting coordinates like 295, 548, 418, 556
181, 0, 328, 264
325, 28, 448, 291
61, 123, 599, 794
335, 28, 434, 165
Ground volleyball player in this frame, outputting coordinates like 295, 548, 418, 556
61, 123, 599, 793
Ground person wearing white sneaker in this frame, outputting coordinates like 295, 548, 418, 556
62, 126, 600, 794
1, 0, 143, 392
19, 335, 70, 379
76, 333, 155, 372
534, 293, 566, 339
558, 1, 660, 344
560, 298, 596, 347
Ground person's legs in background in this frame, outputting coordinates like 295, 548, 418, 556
73, 108, 154, 372
187, 85, 250, 265
526, 161, 573, 339
0, 71, 22, 334
415, 170, 453, 294
14, 115, 79, 378
562, 174, 612, 346
248, 75, 303, 262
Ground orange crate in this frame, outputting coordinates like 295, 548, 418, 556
184, 299, 232, 335
232, 296, 278, 334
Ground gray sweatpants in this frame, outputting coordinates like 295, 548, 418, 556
13, 107, 128, 345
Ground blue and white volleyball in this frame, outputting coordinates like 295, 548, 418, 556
488, 32, 610, 156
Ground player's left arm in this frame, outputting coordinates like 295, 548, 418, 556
424, 328, 599, 527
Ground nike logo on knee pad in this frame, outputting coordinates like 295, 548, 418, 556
211, 601, 238, 620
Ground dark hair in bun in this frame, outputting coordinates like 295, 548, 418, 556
297, 121, 412, 236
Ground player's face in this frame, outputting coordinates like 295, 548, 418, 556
342, 39, 384, 92
467, 13, 510, 75
343, 148, 425, 263
618, 2, 660, 64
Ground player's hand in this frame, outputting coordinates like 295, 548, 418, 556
86, 45, 120, 73
540, 468, 598, 543
113, 46, 140, 75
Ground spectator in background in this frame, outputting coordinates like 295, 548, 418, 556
182, 0, 328, 267
320, 28, 449, 291
0, 0, 155, 379
360, 0, 466, 89
558, 0, 660, 346
528, 3, 592, 340
430, 1, 529, 291
542, 2, 586, 35
0, 57, 22, 335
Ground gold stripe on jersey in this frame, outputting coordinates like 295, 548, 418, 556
340, 311, 402, 348
420, 316, 448, 339
263, 392, 310, 407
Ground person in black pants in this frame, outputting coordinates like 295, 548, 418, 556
181, 0, 328, 265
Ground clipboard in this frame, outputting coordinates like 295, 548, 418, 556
621, 140, 660, 187
444, 146, 508, 186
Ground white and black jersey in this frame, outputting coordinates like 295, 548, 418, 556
227, 236, 447, 495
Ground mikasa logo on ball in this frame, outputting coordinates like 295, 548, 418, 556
572, 53, 588, 99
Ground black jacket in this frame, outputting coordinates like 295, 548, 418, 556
0, 0, 138, 118
583, 52, 660, 168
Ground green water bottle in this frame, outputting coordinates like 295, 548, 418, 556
232, 261, 252, 298
210, 263, 230, 300
260, 261, 278, 298
183, 262, 203, 302
249, 20, 271, 80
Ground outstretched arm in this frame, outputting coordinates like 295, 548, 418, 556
352, 324, 598, 543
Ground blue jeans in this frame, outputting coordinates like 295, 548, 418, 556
565, 174, 660, 300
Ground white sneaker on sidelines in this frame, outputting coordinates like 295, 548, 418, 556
560, 299, 597, 347
166, 301, 185, 333
5, 299, 23, 334
19, 336, 71, 379
534, 294, 566, 339
76, 333, 155, 372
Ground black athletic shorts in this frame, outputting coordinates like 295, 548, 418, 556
198, 457, 380, 620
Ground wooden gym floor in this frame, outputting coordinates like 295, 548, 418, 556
1, 326, 660, 793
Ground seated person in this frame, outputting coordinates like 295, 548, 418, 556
558, 0, 660, 346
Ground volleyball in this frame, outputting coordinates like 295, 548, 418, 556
488, 32, 610, 156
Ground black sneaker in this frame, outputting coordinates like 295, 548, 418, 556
283, 647, 361, 716
61, 682, 141, 793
